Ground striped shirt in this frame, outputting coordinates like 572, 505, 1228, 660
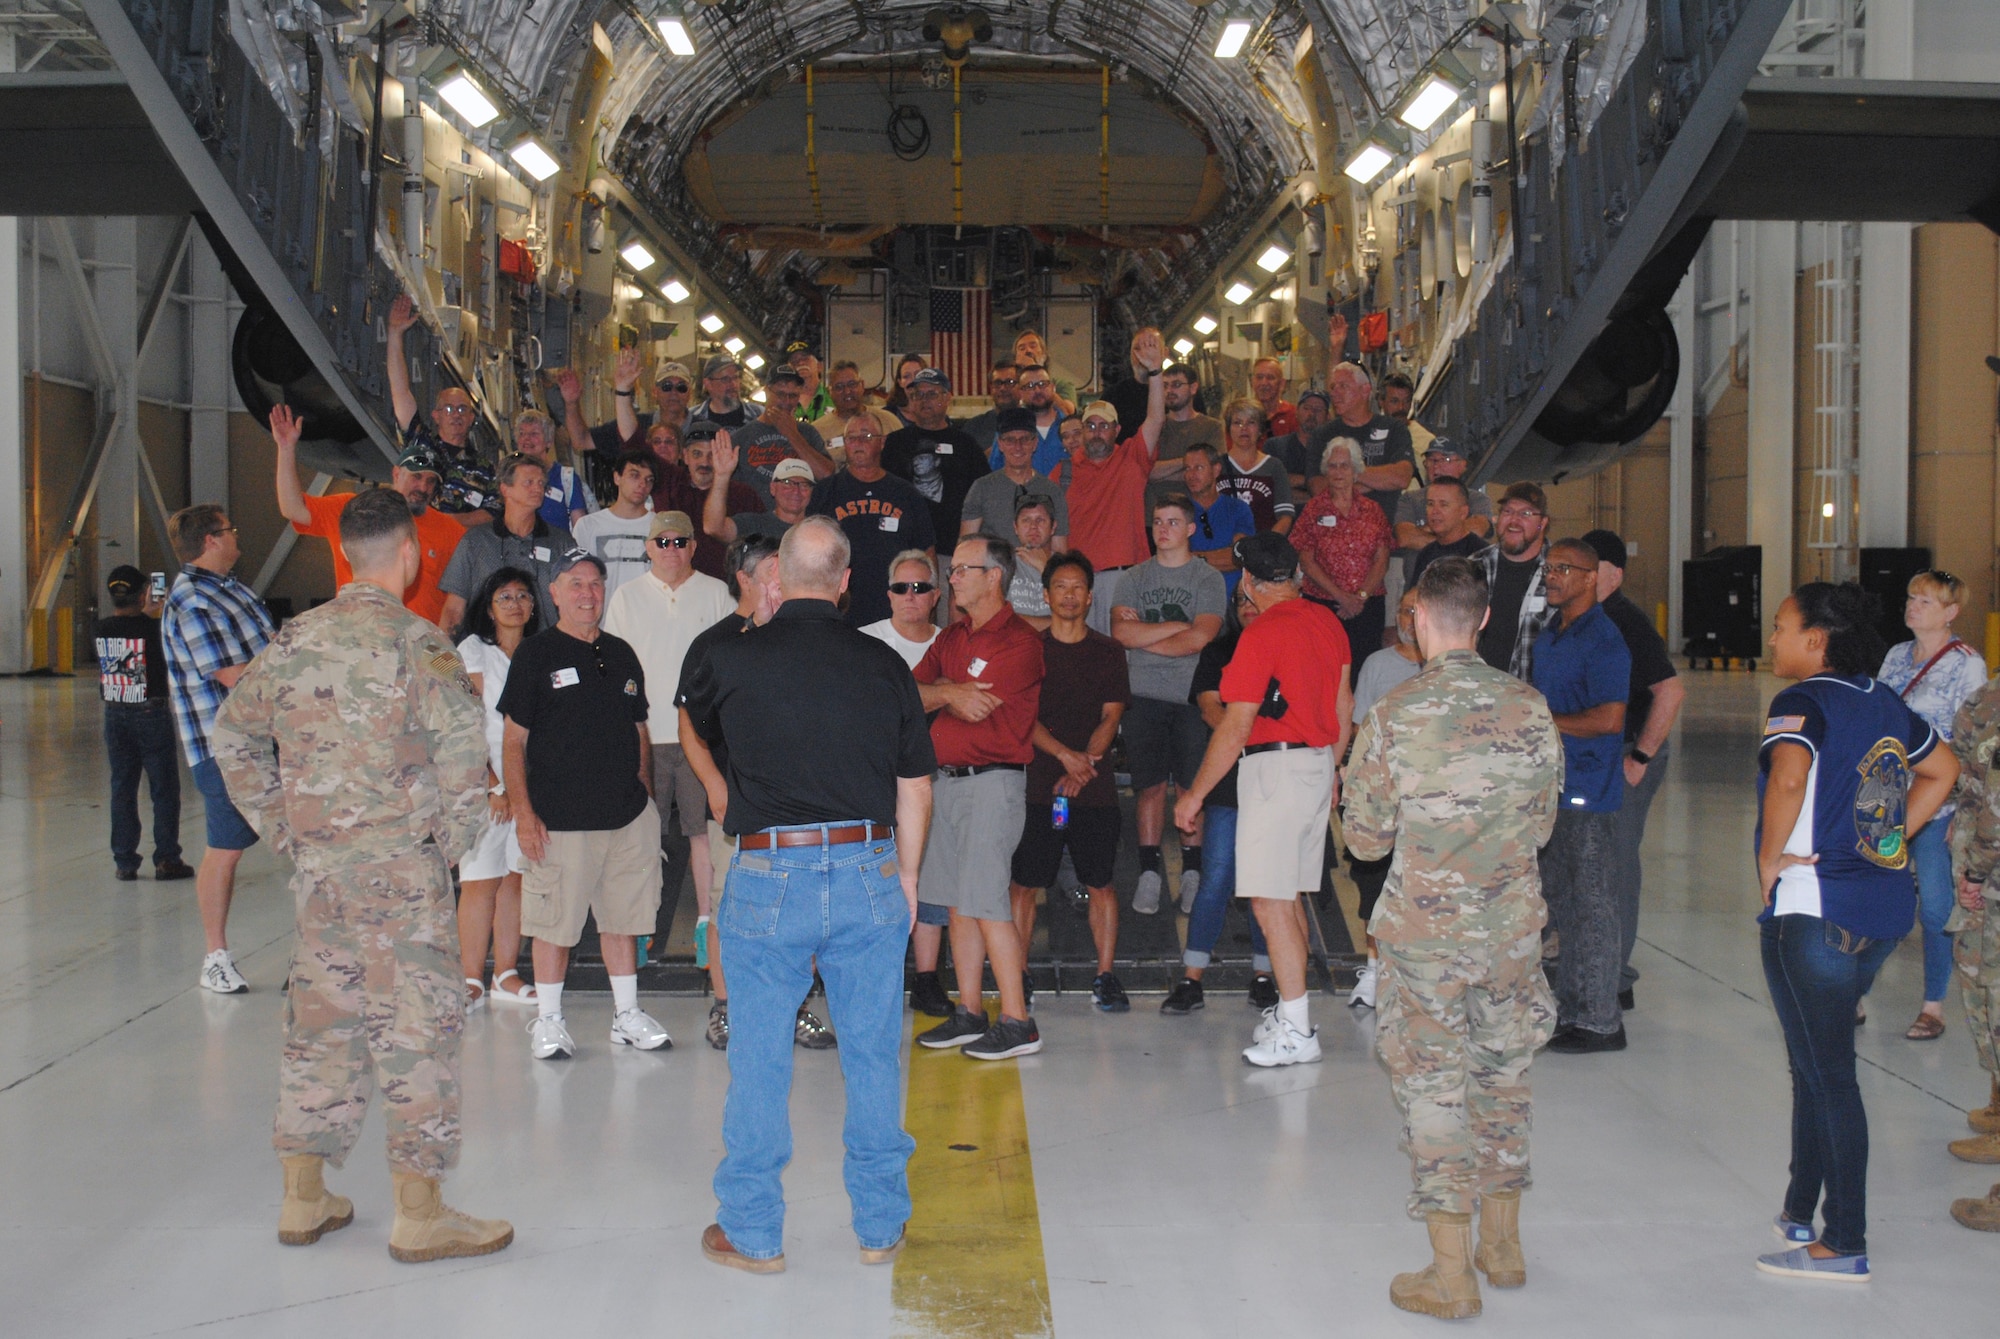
163, 566, 275, 766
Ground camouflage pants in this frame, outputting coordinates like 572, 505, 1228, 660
274, 848, 464, 1176
1376, 934, 1556, 1218
1959, 900, 1999, 1078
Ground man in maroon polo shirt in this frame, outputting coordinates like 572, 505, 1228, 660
1176, 532, 1353, 1067
911, 534, 1047, 1060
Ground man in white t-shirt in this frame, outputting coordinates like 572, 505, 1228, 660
571, 450, 657, 601
602, 510, 736, 957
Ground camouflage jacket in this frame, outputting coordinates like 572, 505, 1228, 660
1951, 674, 2000, 886
213, 582, 487, 874
1344, 648, 1564, 948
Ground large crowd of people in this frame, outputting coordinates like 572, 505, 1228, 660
103, 309, 2000, 1301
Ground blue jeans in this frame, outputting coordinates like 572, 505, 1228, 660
715, 826, 916, 1259
104, 701, 181, 871
1910, 820, 1955, 1001
1183, 806, 1269, 969
1760, 914, 1900, 1256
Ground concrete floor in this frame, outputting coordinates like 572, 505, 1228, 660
0, 670, 1992, 1337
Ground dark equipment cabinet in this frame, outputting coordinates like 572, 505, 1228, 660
1683, 546, 1762, 668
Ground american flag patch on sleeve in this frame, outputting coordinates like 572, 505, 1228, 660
1764, 715, 1806, 735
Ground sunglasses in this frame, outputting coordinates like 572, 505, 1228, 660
657, 380, 690, 394
1923, 568, 1960, 586
889, 581, 937, 596
652, 535, 693, 549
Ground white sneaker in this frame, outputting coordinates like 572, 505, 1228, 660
1252, 1003, 1280, 1043
1243, 1016, 1322, 1067
199, 950, 249, 995
528, 1014, 576, 1060
1133, 869, 1163, 915
1178, 867, 1201, 915
1349, 961, 1378, 1010
610, 1007, 672, 1051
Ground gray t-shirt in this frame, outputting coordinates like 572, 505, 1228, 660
1111, 557, 1228, 702
1009, 556, 1051, 618
960, 469, 1070, 542
1352, 645, 1423, 721
570, 508, 654, 603
725, 418, 828, 512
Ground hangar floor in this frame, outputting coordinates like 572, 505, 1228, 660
0, 670, 1992, 1338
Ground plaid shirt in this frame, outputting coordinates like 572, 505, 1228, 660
1474, 545, 1556, 681
163, 566, 276, 766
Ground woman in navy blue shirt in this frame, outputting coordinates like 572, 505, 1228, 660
1754, 583, 1959, 1281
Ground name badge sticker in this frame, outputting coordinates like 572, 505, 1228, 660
533, 546, 552, 563
968, 657, 989, 676
1524, 595, 1547, 613
1317, 514, 1340, 527
934, 442, 953, 455
551, 667, 580, 688
829, 435, 844, 450
463, 492, 484, 508
880, 516, 900, 532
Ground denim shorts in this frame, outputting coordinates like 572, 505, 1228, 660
190, 757, 261, 852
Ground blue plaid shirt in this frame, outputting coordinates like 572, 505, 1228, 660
163, 566, 275, 766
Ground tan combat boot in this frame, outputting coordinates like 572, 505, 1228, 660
1969, 1077, 2000, 1136
1474, 1190, 1526, 1288
277, 1155, 353, 1246
1390, 1212, 1482, 1320
386, 1171, 514, 1263
1950, 1183, 2000, 1232
1947, 1130, 2000, 1164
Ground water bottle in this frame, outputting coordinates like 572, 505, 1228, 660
1051, 796, 1069, 829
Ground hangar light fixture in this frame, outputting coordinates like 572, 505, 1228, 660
1172, 337, 1196, 357
1256, 241, 1292, 273
1397, 72, 1465, 132
509, 137, 562, 182
620, 241, 657, 270
699, 312, 726, 333
1342, 141, 1395, 183
657, 17, 697, 56
1192, 313, 1219, 336
724, 336, 747, 354
1223, 279, 1256, 305
1214, 19, 1253, 59
662, 278, 692, 304
744, 353, 766, 371
750, 387, 768, 403
437, 72, 499, 128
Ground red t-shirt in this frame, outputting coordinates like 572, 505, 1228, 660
1266, 400, 1298, 438
294, 491, 462, 625
1219, 596, 1351, 748
1065, 433, 1152, 571
914, 604, 1046, 767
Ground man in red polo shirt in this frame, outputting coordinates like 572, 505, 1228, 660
269, 404, 463, 626
911, 534, 1047, 1060
1176, 532, 1352, 1067
1066, 330, 1165, 634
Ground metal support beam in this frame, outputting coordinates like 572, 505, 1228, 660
186, 229, 231, 508
1747, 220, 1798, 607
1667, 272, 1696, 650
91, 218, 139, 608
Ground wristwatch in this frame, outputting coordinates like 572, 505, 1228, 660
614, 388, 635, 397
1628, 748, 1653, 765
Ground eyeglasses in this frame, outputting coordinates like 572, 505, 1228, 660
657, 380, 690, 394
1545, 562, 1597, 578
888, 581, 937, 596
846, 430, 880, 443
207, 526, 239, 539
989, 377, 1018, 389
492, 590, 534, 605
652, 535, 693, 549
436, 404, 473, 415
1198, 512, 1214, 540
1020, 378, 1053, 391
949, 563, 997, 578
1498, 506, 1544, 520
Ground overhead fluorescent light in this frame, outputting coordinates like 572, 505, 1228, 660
1214, 19, 1253, 59
657, 17, 697, 57
1192, 314, 1219, 335
699, 312, 726, 333
1172, 337, 1195, 356
744, 353, 766, 370
1397, 73, 1463, 131
750, 388, 767, 403
662, 278, 692, 303
724, 336, 747, 354
1224, 280, 1256, 305
437, 72, 499, 128
619, 241, 656, 270
1256, 242, 1291, 273
1342, 142, 1394, 183
509, 137, 561, 181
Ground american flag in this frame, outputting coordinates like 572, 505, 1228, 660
929, 287, 990, 397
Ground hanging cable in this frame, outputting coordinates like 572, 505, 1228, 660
805, 63, 824, 224
887, 102, 931, 161
1099, 65, 1110, 232
952, 61, 964, 225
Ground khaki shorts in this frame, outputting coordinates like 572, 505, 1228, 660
1235, 747, 1334, 900
651, 742, 710, 840
521, 801, 664, 946
706, 818, 734, 905
918, 768, 1025, 921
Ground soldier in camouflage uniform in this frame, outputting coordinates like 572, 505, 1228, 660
1947, 677, 2000, 1229
1343, 556, 1564, 1318
212, 488, 514, 1263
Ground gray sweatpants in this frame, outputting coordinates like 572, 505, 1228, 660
1612, 739, 1671, 989
1540, 809, 1623, 1036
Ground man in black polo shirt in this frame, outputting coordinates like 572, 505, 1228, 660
679, 517, 936, 1275
1582, 529, 1685, 1011
808, 414, 937, 626
94, 565, 193, 882
499, 548, 669, 1061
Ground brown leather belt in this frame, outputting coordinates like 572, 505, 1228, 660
738, 823, 894, 851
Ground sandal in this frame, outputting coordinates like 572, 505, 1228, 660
489, 968, 538, 1007
464, 977, 486, 1012
1906, 1012, 1946, 1041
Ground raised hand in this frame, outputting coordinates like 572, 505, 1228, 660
615, 345, 642, 393
710, 431, 739, 481
1134, 327, 1166, 373
269, 403, 303, 451
388, 293, 418, 334
555, 368, 583, 404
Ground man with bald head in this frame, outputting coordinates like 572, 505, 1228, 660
386, 295, 495, 518
680, 516, 936, 1273
1250, 357, 1298, 439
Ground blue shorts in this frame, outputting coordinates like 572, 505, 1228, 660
915, 900, 951, 927
191, 757, 261, 852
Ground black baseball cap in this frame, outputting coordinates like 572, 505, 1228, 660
682, 421, 721, 443
1235, 532, 1300, 583
765, 363, 805, 386
548, 547, 607, 581
106, 565, 146, 596
1582, 528, 1628, 570
994, 407, 1038, 436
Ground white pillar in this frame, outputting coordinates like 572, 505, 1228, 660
1746, 220, 1798, 606
186, 230, 230, 509
0, 215, 22, 673
91, 217, 139, 599
1667, 271, 1695, 649
1857, 0, 1915, 548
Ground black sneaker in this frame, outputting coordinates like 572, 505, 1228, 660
964, 1015, 1042, 1060
794, 1007, 837, 1049
1022, 971, 1035, 1011
1247, 973, 1279, 1010
155, 858, 195, 881
1161, 977, 1205, 1015
705, 1001, 730, 1050
1546, 1024, 1628, 1054
114, 868, 139, 882
1618, 987, 1636, 1011
908, 972, 953, 1018
918, 1008, 990, 1049
1092, 973, 1131, 1013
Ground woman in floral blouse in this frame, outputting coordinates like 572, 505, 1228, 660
1290, 435, 1391, 655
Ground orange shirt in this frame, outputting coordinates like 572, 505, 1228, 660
293, 491, 463, 625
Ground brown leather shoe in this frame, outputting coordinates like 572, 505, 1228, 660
1904, 1011, 1945, 1041
1970, 1077, 2000, 1136
702, 1222, 784, 1274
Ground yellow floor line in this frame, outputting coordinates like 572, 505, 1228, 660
893, 1006, 1053, 1339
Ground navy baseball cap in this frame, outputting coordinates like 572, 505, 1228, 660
548, 546, 607, 581
682, 420, 721, 443
765, 363, 805, 386
910, 367, 951, 392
